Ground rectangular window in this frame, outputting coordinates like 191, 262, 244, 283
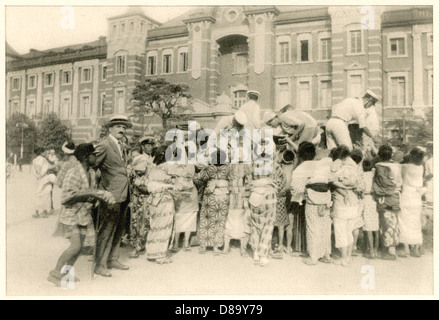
101, 66, 107, 80
27, 100, 35, 117
12, 77, 20, 90
112, 24, 117, 36
235, 53, 248, 74
350, 30, 362, 54
390, 38, 405, 56
233, 91, 247, 109
130, 21, 134, 32
44, 73, 53, 87
320, 80, 332, 109
43, 98, 52, 114
62, 71, 71, 85
11, 101, 19, 115
82, 68, 91, 82
81, 96, 91, 117
427, 33, 433, 56
140, 22, 144, 32
147, 56, 156, 75
179, 52, 188, 72
116, 90, 125, 113
391, 77, 406, 106
116, 56, 126, 75
278, 82, 290, 109
298, 81, 311, 110
163, 54, 172, 74
100, 93, 106, 117
28, 75, 36, 89
320, 38, 331, 61
279, 42, 290, 63
121, 23, 125, 33
349, 74, 363, 98
300, 40, 309, 62
61, 97, 71, 119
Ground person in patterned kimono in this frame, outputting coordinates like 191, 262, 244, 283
195, 150, 230, 255
223, 147, 252, 257
145, 146, 179, 264
48, 143, 115, 286
373, 144, 402, 261
169, 151, 199, 253
128, 154, 154, 258
249, 145, 285, 267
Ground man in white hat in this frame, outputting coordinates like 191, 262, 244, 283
93, 114, 132, 277
214, 110, 248, 137
326, 90, 381, 150
239, 90, 262, 132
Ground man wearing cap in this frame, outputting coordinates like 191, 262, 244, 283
326, 90, 381, 151
93, 115, 132, 277
239, 90, 262, 132
214, 110, 249, 157
139, 135, 156, 160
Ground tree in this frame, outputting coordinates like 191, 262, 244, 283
6, 113, 38, 163
37, 113, 71, 155
130, 78, 193, 131
385, 108, 433, 151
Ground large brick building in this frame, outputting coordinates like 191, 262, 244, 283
6, 5, 433, 142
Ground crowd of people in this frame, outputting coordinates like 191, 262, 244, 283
35, 89, 433, 287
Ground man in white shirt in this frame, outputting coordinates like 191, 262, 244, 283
326, 90, 381, 150
239, 90, 261, 132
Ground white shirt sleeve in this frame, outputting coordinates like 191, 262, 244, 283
354, 102, 367, 128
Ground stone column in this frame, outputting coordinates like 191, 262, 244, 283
209, 42, 220, 105
412, 27, 424, 109
245, 10, 277, 110
92, 62, 100, 117
54, 70, 60, 114
20, 74, 26, 113
6, 76, 10, 118
36, 72, 43, 116
72, 66, 79, 119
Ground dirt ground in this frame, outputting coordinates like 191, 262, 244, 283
5, 165, 434, 297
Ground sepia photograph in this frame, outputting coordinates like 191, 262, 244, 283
3, 2, 436, 300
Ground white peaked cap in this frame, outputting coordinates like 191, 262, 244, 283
234, 110, 248, 125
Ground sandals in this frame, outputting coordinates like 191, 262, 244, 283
320, 256, 333, 264
258, 258, 270, 267
199, 247, 206, 254
129, 250, 140, 259
184, 246, 192, 252
240, 250, 249, 258
156, 257, 172, 265
363, 253, 376, 260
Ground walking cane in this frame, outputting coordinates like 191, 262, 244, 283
91, 202, 101, 280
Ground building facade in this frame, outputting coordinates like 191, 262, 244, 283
6, 6, 433, 143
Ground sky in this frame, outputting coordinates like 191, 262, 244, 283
5, 6, 191, 54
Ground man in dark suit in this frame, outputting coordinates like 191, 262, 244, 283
93, 115, 132, 277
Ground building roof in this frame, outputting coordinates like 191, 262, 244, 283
6, 42, 21, 59
382, 6, 433, 27
19, 37, 106, 59
108, 7, 162, 26
148, 6, 330, 40
6, 37, 107, 72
